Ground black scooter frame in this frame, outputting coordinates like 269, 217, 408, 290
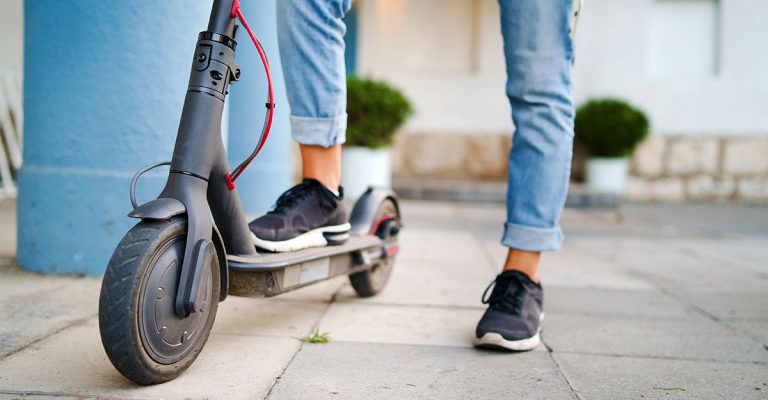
126, 0, 399, 317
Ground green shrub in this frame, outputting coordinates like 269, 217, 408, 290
575, 98, 650, 158
346, 76, 413, 149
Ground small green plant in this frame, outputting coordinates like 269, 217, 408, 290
575, 98, 650, 158
301, 329, 330, 344
346, 76, 414, 149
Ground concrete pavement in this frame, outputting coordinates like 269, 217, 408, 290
0, 198, 766, 399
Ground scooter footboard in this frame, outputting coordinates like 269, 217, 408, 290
227, 235, 385, 297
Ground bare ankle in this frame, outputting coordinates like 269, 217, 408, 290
300, 144, 341, 190
502, 248, 541, 283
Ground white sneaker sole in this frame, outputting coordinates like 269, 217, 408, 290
473, 331, 541, 351
251, 223, 351, 253
474, 313, 544, 351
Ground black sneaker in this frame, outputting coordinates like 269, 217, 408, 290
474, 270, 543, 351
249, 179, 350, 252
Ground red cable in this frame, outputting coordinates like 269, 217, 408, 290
225, 0, 275, 190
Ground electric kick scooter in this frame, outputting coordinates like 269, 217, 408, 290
98, 0, 401, 384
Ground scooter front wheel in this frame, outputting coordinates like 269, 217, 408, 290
98, 218, 219, 384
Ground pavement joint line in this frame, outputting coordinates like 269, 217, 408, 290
292, 338, 494, 350
539, 336, 583, 399
210, 331, 305, 342
631, 272, 768, 348
0, 389, 149, 400
264, 281, 346, 399
0, 313, 96, 360
543, 310, 702, 320
552, 349, 768, 365
334, 300, 486, 310
547, 351, 584, 400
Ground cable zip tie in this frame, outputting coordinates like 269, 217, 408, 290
230, 0, 241, 18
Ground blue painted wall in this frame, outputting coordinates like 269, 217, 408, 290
227, 0, 293, 215
17, 1, 257, 275
344, 4, 359, 75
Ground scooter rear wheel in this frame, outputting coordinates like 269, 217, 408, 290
98, 218, 219, 384
349, 198, 400, 297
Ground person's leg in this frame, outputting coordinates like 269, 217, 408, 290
279, 0, 350, 190
475, 0, 575, 352
249, 0, 351, 252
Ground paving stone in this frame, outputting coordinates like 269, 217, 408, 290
0, 320, 300, 400
610, 238, 768, 294
335, 258, 495, 308
480, 238, 656, 291
545, 287, 695, 318
397, 228, 491, 266
671, 237, 768, 275
555, 352, 768, 400
543, 313, 768, 363
725, 320, 768, 346
268, 342, 576, 400
317, 302, 487, 348
0, 275, 100, 358
213, 296, 329, 339
633, 262, 768, 294
674, 292, 768, 320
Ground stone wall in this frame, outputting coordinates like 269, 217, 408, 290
629, 136, 768, 203
389, 132, 768, 204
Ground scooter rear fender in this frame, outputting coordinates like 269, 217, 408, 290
349, 187, 401, 236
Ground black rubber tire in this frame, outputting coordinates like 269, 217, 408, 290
98, 218, 219, 385
349, 199, 399, 297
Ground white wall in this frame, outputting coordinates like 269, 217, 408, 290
573, 0, 768, 136
358, 0, 513, 134
0, 0, 23, 74
357, 0, 768, 137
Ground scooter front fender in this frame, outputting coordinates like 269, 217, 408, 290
126, 194, 229, 303
128, 198, 186, 220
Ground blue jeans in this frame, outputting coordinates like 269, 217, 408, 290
277, 0, 575, 252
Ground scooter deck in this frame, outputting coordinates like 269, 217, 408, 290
226, 235, 385, 297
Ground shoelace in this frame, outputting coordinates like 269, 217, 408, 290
481, 274, 527, 315
269, 181, 335, 215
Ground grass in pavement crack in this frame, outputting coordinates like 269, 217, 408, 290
301, 329, 330, 344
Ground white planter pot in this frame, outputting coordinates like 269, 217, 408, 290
585, 157, 629, 195
341, 146, 392, 201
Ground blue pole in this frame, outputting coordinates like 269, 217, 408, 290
227, 0, 293, 216
18, 1, 210, 275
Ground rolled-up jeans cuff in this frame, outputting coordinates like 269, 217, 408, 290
501, 222, 564, 252
290, 113, 347, 147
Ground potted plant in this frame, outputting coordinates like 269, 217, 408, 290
342, 76, 413, 200
575, 98, 649, 196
